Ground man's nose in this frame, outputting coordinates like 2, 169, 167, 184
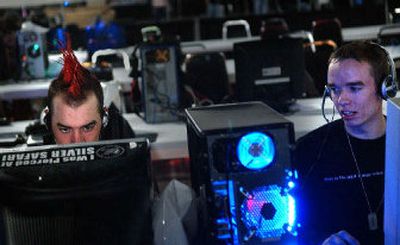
71, 130, 84, 143
336, 90, 351, 105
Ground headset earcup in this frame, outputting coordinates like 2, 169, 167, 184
45, 114, 51, 130
102, 110, 109, 128
381, 75, 398, 100
41, 108, 51, 130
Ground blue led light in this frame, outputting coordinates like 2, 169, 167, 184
217, 218, 229, 224
294, 170, 299, 179
215, 189, 228, 196
240, 185, 297, 241
63, 1, 70, 7
33, 44, 40, 51
288, 194, 296, 227
237, 132, 275, 170
217, 234, 231, 240
228, 180, 239, 245
212, 180, 227, 186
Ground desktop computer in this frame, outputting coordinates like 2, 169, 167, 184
18, 21, 49, 79
185, 102, 299, 244
140, 42, 181, 123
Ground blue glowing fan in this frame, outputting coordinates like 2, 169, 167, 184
239, 185, 296, 241
237, 132, 275, 170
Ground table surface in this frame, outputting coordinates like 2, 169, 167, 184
129, 98, 336, 160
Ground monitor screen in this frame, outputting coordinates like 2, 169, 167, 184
234, 38, 306, 113
0, 138, 152, 245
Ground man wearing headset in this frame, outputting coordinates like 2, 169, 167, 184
294, 41, 398, 244
44, 44, 135, 145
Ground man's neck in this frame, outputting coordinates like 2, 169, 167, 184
345, 114, 386, 140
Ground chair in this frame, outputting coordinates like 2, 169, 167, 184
222, 19, 252, 39
91, 48, 131, 70
287, 30, 316, 52
287, 30, 321, 97
312, 18, 343, 47
377, 24, 400, 46
304, 18, 342, 95
65, 24, 86, 50
260, 17, 289, 39
184, 52, 230, 105
304, 40, 337, 95
141, 25, 162, 43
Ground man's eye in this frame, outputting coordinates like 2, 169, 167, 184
82, 124, 95, 132
329, 86, 339, 94
349, 86, 362, 92
59, 127, 70, 133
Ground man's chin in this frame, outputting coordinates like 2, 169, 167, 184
342, 118, 361, 130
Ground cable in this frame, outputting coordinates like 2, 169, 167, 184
143, 66, 185, 121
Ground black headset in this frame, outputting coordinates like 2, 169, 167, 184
322, 42, 398, 122
375, 43, 398, 100
43, 106, 109, 131
324, 43, 398, 100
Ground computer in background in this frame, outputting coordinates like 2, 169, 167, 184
234, 38, 306, 114
0, 138, 152, 245
140, 42, 182, 123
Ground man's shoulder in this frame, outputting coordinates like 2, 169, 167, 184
293, 120, 344, 180
297, 119, 343, 146
294, 119, 344, 158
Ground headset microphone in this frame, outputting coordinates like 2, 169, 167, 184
321, 85, 335, 123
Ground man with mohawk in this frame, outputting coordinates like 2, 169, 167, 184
44, 41, 135, 144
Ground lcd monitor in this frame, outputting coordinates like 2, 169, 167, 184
234, 38, 306, 113
0, 138, 152, 245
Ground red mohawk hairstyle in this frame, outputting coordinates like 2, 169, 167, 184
58, 34, 96, 98
48, 34, 104, 116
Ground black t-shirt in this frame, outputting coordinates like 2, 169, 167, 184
294, 119, 385, 244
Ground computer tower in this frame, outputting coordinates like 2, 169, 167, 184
185, 102, 299, 244
18, 22, 48, 79
140, 42, 181, 123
